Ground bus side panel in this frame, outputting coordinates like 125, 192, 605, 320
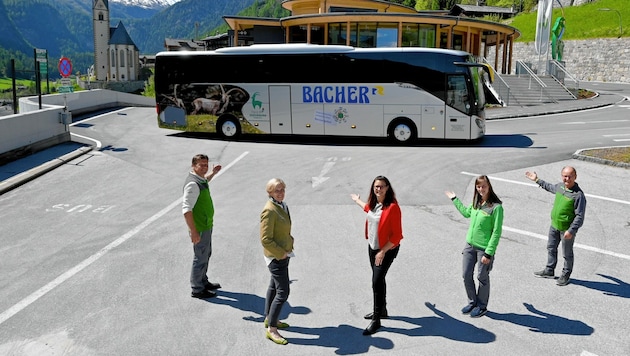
269, 86, 292, 134
445, 107, 472, 140
421, 105, 446, 139
323, 104, 384, 137
291, 104, 325, 135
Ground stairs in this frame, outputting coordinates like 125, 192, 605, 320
496, 74, 577, 107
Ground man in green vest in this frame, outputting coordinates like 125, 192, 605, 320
183, 154, 222, 298
525, 166, 586, 286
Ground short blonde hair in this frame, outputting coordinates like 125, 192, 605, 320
266, 178, 286, 194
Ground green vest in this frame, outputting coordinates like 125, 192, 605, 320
551, 189, 575, 231
186, 174, 214, 231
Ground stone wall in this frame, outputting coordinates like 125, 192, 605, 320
510, 38, 630, 84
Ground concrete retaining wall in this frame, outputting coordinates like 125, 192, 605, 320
0, 89, 154, 165
511, 38, 630, 84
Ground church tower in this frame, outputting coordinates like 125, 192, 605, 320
93, 0, 110, 81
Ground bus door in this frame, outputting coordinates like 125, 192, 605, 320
444, 75, 472, 140
421, 105, 446, 139
269, 86, 292, 134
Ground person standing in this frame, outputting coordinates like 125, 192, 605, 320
525, 166, 586, 286
182, 154, 222, 299
260, 178, 294, 345
445, 175, 503, 318
350, 175, 403, 335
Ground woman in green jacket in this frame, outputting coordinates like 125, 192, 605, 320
445, 175, 503, 318
261, 178, 294, 345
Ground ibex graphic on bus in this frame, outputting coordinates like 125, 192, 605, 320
191, 84, 246, 115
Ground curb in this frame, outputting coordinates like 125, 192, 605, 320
572, 146, 630, 169
0, 146, 94, 195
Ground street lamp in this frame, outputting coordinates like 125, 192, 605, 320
598, 8, 623, 38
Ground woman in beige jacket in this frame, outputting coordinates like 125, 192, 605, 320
260, 178, 294, 345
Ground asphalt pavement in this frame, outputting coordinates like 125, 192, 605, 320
0, 88, 626, 196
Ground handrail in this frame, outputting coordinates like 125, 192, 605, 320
515, 60, 552, 103
480, 58, 510, 106
549, 59, 580, 91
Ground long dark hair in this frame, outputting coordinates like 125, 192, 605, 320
367, 175, 397, 209
473, 175, 502, 209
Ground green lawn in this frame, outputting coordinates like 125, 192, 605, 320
508, 0, 629, 41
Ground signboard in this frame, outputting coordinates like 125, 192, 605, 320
58, 57, 73, 78
60, 78, 72, 86
58, 86, 74, 93
35, 48, 48, 75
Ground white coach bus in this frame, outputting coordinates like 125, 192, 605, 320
154, 44, 488, 144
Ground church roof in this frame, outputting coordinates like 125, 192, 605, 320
109, 21, 138, 49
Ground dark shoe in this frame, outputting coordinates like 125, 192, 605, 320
556, 273, 571, 286
470, 307, 487, 318
534, 269, 555, 278
461, 304, 475, 314
191, 289, 216, 299
362, 319, 381, 335
364, 310, 389, 320
265, 330, 288, 345
205, 282, 221, 290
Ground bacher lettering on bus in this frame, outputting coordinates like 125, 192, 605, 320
302, 85, 380, 104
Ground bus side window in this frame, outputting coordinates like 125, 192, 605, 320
447, 75, 469, 114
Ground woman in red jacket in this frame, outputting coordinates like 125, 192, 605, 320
350, 175, 403, 335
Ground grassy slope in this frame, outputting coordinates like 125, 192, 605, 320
508, 0, 629, 41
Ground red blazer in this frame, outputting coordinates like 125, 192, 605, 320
364, 202, 403, 249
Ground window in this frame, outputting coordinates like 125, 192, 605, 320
120, 50, 125, 67
376, 23, 398, 47
402, 24, 436, 47
328, 23, 347, 45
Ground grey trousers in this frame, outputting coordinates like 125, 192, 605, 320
190, 228, 213, 293
462, 243, 493, 310
265, 258, 290, 327
545, 225, 575, 275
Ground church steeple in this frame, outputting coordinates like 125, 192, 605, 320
93, 0, 110, 81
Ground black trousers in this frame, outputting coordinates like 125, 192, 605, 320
368, 245, 399, 319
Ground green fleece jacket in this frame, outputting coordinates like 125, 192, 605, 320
452, 198, 503, 258
537, 179, 586, 235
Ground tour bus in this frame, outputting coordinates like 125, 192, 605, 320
154, 44, 488, 144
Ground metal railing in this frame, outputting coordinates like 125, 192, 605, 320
515, 60, 555, 103
548, 60, 579, 99
480, 58, 510, 106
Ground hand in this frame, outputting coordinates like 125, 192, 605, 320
564, 231, 574, 239
445, 190, 456, 199
212, 164, 222, 174
190, 230, 201, 244
350, 193, 359, 202
375, 250, 385, 266
481, 256, 491, 265
525, 171, 537, 182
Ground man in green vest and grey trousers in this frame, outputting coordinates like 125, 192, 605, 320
183, 154, 222, 298
525, 166, 586, 286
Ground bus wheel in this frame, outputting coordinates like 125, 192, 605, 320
388, 119, 416, 144
217, 116, 241, 139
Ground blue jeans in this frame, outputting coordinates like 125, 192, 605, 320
545, 225, 575, 275
190, 228, 213, 293
265, 258, 290, 327
462, 243, 493, 310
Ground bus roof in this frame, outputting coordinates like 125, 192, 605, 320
156, 44, 472, 57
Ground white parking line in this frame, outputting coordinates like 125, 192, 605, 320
0, 151, 249, 326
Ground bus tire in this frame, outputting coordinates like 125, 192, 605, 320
216, 116, 241, 139
388, 119, 416, 144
